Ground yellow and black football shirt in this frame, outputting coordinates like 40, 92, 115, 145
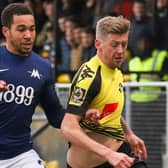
67, 55, 125, 140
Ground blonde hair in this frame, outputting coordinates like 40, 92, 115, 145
96, 16, 130, 39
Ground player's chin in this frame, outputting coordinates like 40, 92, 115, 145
115, 61, 123, 68
24, 46, 33, 51
22, 48, 32, 56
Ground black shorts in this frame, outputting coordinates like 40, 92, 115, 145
95, 160, 147, 168
93, 142, 133, 168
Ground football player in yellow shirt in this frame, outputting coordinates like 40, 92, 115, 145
61, 16, 147, 168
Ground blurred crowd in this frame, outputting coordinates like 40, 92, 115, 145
0, 0, 168, 83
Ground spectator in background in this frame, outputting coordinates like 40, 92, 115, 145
80, 26, 96, 62
70, 25, 83, 72
58, 15, 67, 37
64, 15, 77, 32
57, 22, 83, 80
82, 0, 97, 27
35, 0, 54, 52
70, 25, 97, 73
24, 0, 34, 10
127, 31, 168, 102
61, 26, 96, 72
58, 29, 73, 72
128, 0, 154, 57
33, 0, 48, 35
58, 0, 87, 26
109, 0, 133, 19
55, 14, 67, 67
58, 0, 70, 16
126, 30, 168, 167
41, 22, 56, 72
154, 0, 168, 50
58, 16, 77, 72
91, 0, 120, 28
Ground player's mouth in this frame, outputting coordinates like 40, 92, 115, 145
114, 57, 124, 63
22, 43, 33, 48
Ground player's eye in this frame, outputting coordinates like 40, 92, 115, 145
111, 42, 118, 48
29, 26, 36, 32
17, 27, 26, 32
121, 42, 128, 49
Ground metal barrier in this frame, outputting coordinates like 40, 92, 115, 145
124, 82, 168, 168
32, 82, 168, 168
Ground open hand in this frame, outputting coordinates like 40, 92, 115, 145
105, 150, 134, 168
125, 133, 147, 160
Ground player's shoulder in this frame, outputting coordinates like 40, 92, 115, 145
72, 55, 100, 85
85, 55, 100, 70
79, 55, 100, 75
0, 45, 8, 59
117, 68, 123, 76
0, 45, 3, 50
0, 45, 5, 54
31, 51, 51, 67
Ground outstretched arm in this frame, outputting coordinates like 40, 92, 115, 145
61, 113, 134, 167
121, 117, 147, 160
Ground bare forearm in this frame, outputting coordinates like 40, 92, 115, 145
61, 113, 112, 158
61, 114, 135, 166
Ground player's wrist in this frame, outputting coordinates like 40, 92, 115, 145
97, 145, 114, 160
94, 143, 106, 156
124, 130, 135, 140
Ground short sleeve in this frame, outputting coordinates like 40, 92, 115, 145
67, 63, 101, 116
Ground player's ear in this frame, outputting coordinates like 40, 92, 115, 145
95, 39, 101, 49
2, 26, 9, 38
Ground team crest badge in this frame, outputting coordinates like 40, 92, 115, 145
70, 86, 86, 104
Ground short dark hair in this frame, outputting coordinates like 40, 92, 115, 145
1, 3, 34, 28
81, 26, 95, 35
